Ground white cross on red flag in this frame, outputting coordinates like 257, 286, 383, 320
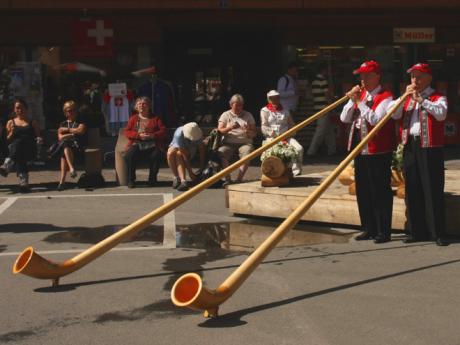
72, 19, 114, 58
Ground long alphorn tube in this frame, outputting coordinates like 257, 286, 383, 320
171, 93, 410, 318
12, 96, 350, 285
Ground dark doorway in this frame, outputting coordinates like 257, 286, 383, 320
164, 29, 281, 125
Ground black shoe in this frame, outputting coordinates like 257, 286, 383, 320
19, 185, 30, 193
127, 181, 135, 188
57, 183, 65, 191
0, 166, 7, 177
147, 178, 157, 187
374, 236, 391, 244
403, 235, 431, 244
403, 236, 420, 244
436, 237, 449, 246
176, 182, 189, 192
172, 177, 181, 189
355, 232, 374, 241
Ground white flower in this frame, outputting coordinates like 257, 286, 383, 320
261, 141, 299, 164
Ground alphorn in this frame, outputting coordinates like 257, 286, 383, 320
12, 96, 350, 286
171, 93, 410, 318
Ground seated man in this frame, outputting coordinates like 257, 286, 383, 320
217, 94, 257, 185
167, 122, 205, 191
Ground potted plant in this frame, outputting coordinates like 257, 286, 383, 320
391, 143, 405, 198
260, 141, 299, 186
261, 140, 299, 166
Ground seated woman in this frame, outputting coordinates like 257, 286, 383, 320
124, 96, 166, 188
0, 98, 43, 192
260, 90, 303, 176
55, 100, 87, 191
217, 94, 257, 185
167, 122, 205, 192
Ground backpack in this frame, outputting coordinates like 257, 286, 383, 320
282, 75, 290, 91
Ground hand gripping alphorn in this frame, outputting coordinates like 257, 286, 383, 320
12, 96, 350, 286
171, 93, 410, 318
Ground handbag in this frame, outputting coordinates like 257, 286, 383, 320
47, 141, 64, 158
135, 140, 156, 151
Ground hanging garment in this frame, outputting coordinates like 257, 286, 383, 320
102, 90, 134, 136
137, 79, 177, 127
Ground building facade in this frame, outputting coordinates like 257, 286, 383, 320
1, 0, 459, 145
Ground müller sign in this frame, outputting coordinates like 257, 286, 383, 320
393, 28, 435, 43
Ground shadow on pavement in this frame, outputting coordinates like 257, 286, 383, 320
33, 243, 434, 293
199, 257, 460, 328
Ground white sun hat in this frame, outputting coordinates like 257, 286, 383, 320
183, 122, 203, 141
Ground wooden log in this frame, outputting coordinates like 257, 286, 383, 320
391, 169, 404, 187
396, 184, 405, 199
261, 156, 285, 178
261, 169, 291, 187
338, 164, 354, 186
348, 182, 356, 195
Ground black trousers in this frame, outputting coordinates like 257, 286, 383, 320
403, 137, 445, 240
354, 152, 393, 238
124, 145, 162, 183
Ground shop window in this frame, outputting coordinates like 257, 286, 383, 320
191, 66, 233, 125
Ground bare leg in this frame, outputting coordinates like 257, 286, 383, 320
167, 148, 180, 178
236, 163, 249, 182
63, 147, 75, 174
220, 158, 232, 182
176, 152, 187, 182
59, 157, 69, 184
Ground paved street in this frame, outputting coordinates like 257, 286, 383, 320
1, 148, 459, 345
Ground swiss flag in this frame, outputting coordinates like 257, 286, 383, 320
72, 19, 114, 58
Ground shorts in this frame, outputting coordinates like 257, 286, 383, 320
218, 142, 254, 161
168, 145, 197, 160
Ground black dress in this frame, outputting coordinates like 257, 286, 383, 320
56, 120, 87, 158
8, 120, 36, 174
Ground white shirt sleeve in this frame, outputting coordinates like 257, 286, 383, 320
357, 97, 392, 126
260, 108, 273, 138
340, 99, 356, 123
421, 96, 448, 121
389, 98, 404, 120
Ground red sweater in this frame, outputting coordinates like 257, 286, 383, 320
124, 114, 166, 151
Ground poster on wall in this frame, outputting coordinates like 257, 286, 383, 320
108, 82, 127, 97
9, 62, 44, 127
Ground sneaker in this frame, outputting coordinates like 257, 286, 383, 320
18, 173, 30, 193
222, 180, 233, 188
176, 181, 189, 192
172, 177, 181, 189
0, 158, 13, 177
0, 166, 7, 177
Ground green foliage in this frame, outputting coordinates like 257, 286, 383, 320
392, 143, 404, 171
261, 141, 299, 164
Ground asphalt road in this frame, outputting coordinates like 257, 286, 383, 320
1, 149, 460, 345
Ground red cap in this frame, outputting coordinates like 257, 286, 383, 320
407, 63, 432, 75
353, 60, 381, 75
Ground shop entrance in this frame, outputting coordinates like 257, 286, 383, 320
164, 29, 281, 125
